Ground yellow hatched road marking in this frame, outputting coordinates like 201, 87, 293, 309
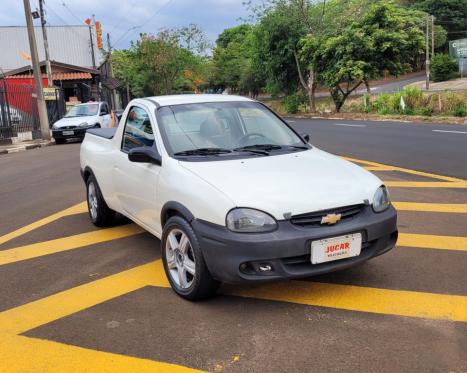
385, 181, 466, 188
0, 261, 168, 335
0, 202, 87, 246
393, 202, 467, 213
364, 166, 396, 171
1, 261, 465, 339
398, 233, 467, 251
0, 207, 465, 268
343, 156, 466, 183
0, 224, 144, 266
0, 336, 203, 373
230, 281, 467, 322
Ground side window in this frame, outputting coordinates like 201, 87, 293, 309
121, 106, 155, 153
101, 103, 109, 115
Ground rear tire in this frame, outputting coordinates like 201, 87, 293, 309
54, 138, 66, 144
86, 174, 115, 226
162, 216, 220, 300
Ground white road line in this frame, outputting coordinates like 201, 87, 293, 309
334, 123, 366, 127
287, 120, 296, 123
432, 129, 467, 134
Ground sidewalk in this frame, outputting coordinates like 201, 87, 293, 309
0, 139, 55, 155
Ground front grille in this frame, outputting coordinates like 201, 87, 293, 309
290, 204, 365, 227
60, 125, 77, 130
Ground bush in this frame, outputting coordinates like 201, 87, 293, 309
431, 54, 458, 82
283, 91, 307, 113
401, 86, 424, 108
441, 92, 467, 115
452, 104, 466, 117
416, 107, 433, 116
374, 93, 401, 114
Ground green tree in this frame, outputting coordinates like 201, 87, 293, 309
112, 26, 211, 97
431, 53, 459, 82
409, 0, 467, 41
310, 1, 425, 112
211, 24, 265, 96
254, 0, 328, 111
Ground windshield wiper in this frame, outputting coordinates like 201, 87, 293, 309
233, 144, 282, 155
174, 148, 232, 156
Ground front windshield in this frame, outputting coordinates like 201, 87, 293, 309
158, 101, 305, 155
65, 103, 99, 117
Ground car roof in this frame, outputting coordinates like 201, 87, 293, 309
143, 94, 254, 107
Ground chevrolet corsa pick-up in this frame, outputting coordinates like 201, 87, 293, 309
80, 95, 398, 300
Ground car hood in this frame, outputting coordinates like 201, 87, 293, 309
53, 115, 97, 128
180, 148, 383, 219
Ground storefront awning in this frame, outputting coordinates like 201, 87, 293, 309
7, 72, 92, 80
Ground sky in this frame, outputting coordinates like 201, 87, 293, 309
0, 0, 256, 50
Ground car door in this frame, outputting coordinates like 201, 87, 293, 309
113, 104, 161, 231
100, 103, 111, 128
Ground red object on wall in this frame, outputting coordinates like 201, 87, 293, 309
3, 77, 47, 116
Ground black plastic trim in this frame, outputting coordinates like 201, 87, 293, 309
161, 201, 195, 227
86, 128, 116, 139
192, 205, 397, 283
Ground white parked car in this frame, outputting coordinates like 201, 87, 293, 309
80, 95, 397, 300
52, 101, 111, 144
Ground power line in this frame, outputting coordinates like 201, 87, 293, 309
61, 1, 83, 24
108, 0, 139, 35
43, 2, 91, 43
112, 0, 176, 48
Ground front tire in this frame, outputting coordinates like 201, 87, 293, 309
86, 174, 115, 226
162, 216, 220, 300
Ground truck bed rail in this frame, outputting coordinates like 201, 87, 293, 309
86, 128, 116, 139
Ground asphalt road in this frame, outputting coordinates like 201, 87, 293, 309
287, 118, 467, 179
0, 124, 466, 372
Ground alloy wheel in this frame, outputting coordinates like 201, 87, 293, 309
165, 228, 196, 289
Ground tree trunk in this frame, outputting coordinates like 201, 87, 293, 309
364, 79, 371, 93
307, 67, 316, 113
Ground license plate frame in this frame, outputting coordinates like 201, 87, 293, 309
62, 130, 74, 136
311, 233, 362, 264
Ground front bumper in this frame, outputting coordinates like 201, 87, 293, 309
192, 205, 397, 283
52, 128, 88, 139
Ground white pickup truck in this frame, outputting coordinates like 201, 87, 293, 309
80, 95, 397, 300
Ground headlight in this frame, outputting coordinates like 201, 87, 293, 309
79, 122, 90, 128
226, 208, 277, 233
372, 186, 390, 212
52, 123, 59, 129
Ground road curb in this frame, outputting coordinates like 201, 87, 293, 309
281, 113, 466, 125
0, 141, 55, 155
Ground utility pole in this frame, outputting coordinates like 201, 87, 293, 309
23, 0, 50, 140
107, 33, 118, 110
38, 0, 53, 87
88, 15, 96, 69
431, 15, 435, 58
425, 15, 430, 91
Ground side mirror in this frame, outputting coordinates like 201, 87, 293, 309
128, 147, 162, 166
301, 133, 310, 142
100, 110, 107, 116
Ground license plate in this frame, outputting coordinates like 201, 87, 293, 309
62, 130, 74, 136
311, 233, 362, 264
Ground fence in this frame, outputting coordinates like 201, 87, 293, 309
0, 80, 64, 143
0, 79, 39, 142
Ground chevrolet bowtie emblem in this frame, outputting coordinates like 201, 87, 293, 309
321, 213, 342, 225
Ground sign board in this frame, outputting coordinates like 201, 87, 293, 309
95, 21, 103, 49
43, 88, 56, 101
449, 38, 467, 59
